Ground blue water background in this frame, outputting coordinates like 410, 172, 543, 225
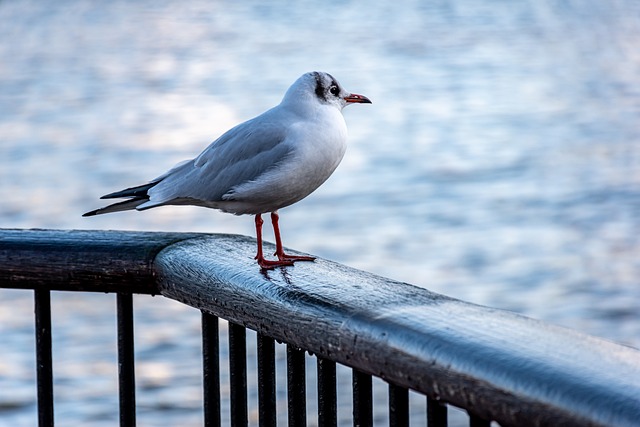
1, 1, 639, 425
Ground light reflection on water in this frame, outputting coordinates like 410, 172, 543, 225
1, 1, 639, 425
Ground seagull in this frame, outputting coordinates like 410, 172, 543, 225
83, 71, 371, 269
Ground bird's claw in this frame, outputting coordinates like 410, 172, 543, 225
274, 252, 316, 263
256, 253, 315, 270
256, 257, 295, 270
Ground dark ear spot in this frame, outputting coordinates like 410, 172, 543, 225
313, 72, 327, 101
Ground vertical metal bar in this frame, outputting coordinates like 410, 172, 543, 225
469, 414, 491, 427
389, 384, 409, 427
287, 345, 306, 426
34, 289, 54, 427
352, 370, 372, 427
317, 357, 337, 427
427, 397, 447, 427
257, 333, 276, 427
117, 293, 136, 427
202, 312, 221, 427
228, 322, 247, 427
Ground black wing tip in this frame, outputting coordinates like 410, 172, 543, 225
82, 210, 98, 217
99, 182, 157, 200
100, 191, 124, 200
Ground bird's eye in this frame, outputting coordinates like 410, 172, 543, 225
329, 85, 340, 96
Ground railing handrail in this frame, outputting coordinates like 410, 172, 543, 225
0, 228, 203, 293
2, 228, 639, 427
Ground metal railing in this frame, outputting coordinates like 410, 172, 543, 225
1, 228, 639, 427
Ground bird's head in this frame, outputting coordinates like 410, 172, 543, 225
283, 71, 371, 110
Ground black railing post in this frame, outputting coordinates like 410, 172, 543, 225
469, 414, 491, 427
352, 370, 372, 427
117, 293, 136, 427
257, 333, 276, 427
287, 345, 306, 426
228, 322, 247, 427
202, 312, 221, 427
317, 357, 337, 427
427, 397, 447, 427
389, 384, 409, 427
34, 289, 54, 427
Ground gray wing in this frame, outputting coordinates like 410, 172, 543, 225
141, 112, 293, 207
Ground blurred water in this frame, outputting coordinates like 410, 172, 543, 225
1, 1, 639, 425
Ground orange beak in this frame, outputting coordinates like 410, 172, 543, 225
344, 93, 372, 104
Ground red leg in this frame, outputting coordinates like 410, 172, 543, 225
254, 214, 294, 269
271, 211, 316, 263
